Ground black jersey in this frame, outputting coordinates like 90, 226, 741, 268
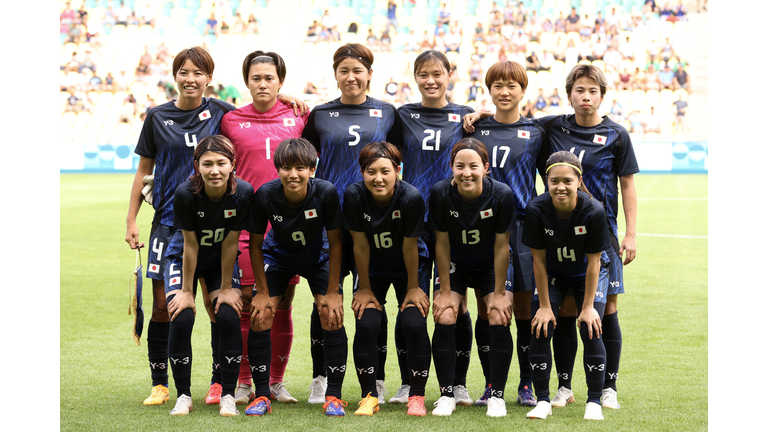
428, 177, 515, 270
134, 98, 235, 226
249, 177, 342, 269
343, 180, 427, 277
301, 96, 398, 207
471, 115, 548, 216
393, 102, 475, 221
522, 191, 610, 281
166, 178, 253, 265
536, 115, 639, 234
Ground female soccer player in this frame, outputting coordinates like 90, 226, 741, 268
301, 42, 398, 404
164, 135, 253, 417
389, 49, 476, 407
246, 138, 346, 417
428, 138, 516, 417
344, 142, 432, 417
535, 65, 638, 410
522, 150, 611, 421
220, 50, 310, 406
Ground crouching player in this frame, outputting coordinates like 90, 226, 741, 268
245, 138, 348, 416
165, 136, 253, 416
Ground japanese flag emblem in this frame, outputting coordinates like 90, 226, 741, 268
518, 130, 530, 139
448, 113, 460, 122
392, 210, 401, 219
224, 209, 236, 218
283, 118, 295, 127
574, 225, 587, 235
169, 277, 181, 286
370, 109, 382, 117
593, 134, 607, 144
480, 208, 494, 219
199, 109, 211, 121
148, 263, 160, 273
304, 209, 318, 219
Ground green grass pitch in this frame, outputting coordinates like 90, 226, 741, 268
60, 173, 707, 431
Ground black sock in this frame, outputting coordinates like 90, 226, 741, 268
580, 320, 607, 403
209, 321, 221, 385
432, 323, 456, 397
248, 328, 271, 398
376, 305, 387, 381
401, 307, 430, 397
215, 303, 242, 397
489, 324, 513, 399
515, 319, 533, 390
394, 311, 410, 386
147, 320, 169, 387
353, 309, 381, 398
553, 315, 577, 390
168, 309, 194, 397
323, 326, 348, 398
529, 301, 555, 402
475, 317, 491, 386
310, 303, 326, 378
453, 311, 472, 387
602, 312, 622, 391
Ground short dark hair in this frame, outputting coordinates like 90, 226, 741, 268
191, 135, 238, 195
358, 141, 402, 172
241, 50, 287, 86
273, 138, 318, 170
172, 46, 214, 77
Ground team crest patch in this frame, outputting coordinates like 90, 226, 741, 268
593, 134, 606, 144
448, 113, 460, 122
148, 263, 160, 273
480, 208, 494, 219
283, 118, 295, 127
518, 130, 530, 139
224, 209, 236, 218
304, 209, 318, 219
574, 225, 587, 235
392, 210, 401, 219
199, 110, 211, 121
369, 109, 382, 117
169, 276, 181, 286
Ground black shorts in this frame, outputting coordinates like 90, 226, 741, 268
364, 259, 431, 307
258, 261, 343, 300
435, 262, 496, 298
163, 255, 242, 297
146, 222, 176, 281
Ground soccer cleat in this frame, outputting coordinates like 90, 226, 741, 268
526, 400, 552, 419
144, 384, 170, 405
431, 396, 456, 416
205, 383, 222, 405
475, 384, 492, 406
486, 396, 507, 417
169, 394, 193, 416
517, 385, 537, 407
453, 384, 473, 406
601, 388, 621, 409
245, 396, 272, 416
551, 386, 575, 408
584, 401, 604, 420
219, 394, 239, 416
406, 395, 427, 416
270, 382, 298, 404
375, 380, 388, 404
323, 396, 348, 416
308, 375, 327, 404
354, 393, 380, 416
388, 384, 410, 404
234, 383, 255, 405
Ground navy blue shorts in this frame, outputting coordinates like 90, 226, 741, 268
362, 259, 431, 306
435, 262, 496, 298
533, 266, 609, 307
163, 255, 242, 297
606, 231, 625, 296
146, 222, 176, 281
510, 218, 535, 293
259, 261, 343, 300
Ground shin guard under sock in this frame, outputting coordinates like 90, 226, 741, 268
209, 321, 221, 385
395, 311, 410, 386
353, 309, 382, 397
323, 327, 348, 398
215, 303, 242, 397
238, 312, 252, 386
376, 305, 388, 381
489, 324, 513, 399
580, 321, 607, 403
168, 309, 195, 397
310, 304, 326, 378
401, 307, 430, 397
247, 328, 271, 398
515, 319, 533, 390
602, 311, 622, 391
432, 323, 456, 397
147, 321, 170, 387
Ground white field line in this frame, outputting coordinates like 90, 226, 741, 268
637, 197, 707, 201
619, 232, 708, 239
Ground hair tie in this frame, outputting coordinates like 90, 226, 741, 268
250, 55, 275, 63
337, 52, 371, 69
360, 155, 397, 168
546, 162, 582, 175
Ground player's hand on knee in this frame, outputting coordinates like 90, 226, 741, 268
577, 306, 602, 340
215, 288, 243, 316
251, 292, 275, 328
432, 291, 457, 322
169, 291, 196, 321
351, 289, 379, 320
401, 287, 429, 317
531, 307, 556, 338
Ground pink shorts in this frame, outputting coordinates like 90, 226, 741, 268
239, 236, 300, 287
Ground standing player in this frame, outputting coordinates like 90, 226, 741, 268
344, 142, 432, 417
302, 43, 398, 404
428, 138, 516, 417
245, 138, 347, 417
220, 50, 309, 406
163, 136, 253, 417
389, 50, 476, 407
535, 64, 638, 410
523, 151, 610, 421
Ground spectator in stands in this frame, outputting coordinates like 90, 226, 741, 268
247, 14, 259, 34
384, 78, 399, 100
521, 99, 535, 118
552, 35, 567, 61
445, 26, 461, 53
633, 66, 646, 91
672, 0, 688, 21
497, 48, 508, 62
529, 10, 543, 40
565, 7, 580, 33
526, 51, 541, 72
469, 58, 482, 81
101, 6, 116, 32
419, 30, 434, 50
515, 1, 527, 16
120, 93, 137, 123
467, 78, 482, 102
659, 2, 673, 21
65, 52, 80, 73
618, 67, 633, 90
330, 25, 341, 42
547, 88, 562, 113
511, 28, 528, 52
500, 18, 514, 42
579, 14, 592, 37
66, 87, 83, 113
220, 19, 231, 34
139, 3, 155, 27
619, 35, 635, 60
540, 49, 554, 71
564, 39, 579, 66
473, 20, 485, 43
380, 30, 393, 51
643, 0, 659, 14
486, 28, 501, 53
104, 72, 115, 93
534, 88, 548, 111
603, 45, 622, 71
387, 0, 398, 34
405, 30, 420, 52
645, 106, 661, 133
595, 11, 605, 27
577, 35, 594, 61
592, 36, 607, 60
321, 9, 334, 34
645, 64, 661, 91
231, 13, 245, 34
609, 99, 624, 122
659, 37, 675, 62
554, 11, 567, 32
673, 64, 688, 90
115, 2, 130, 26
433, 27, 447, 52
306, 20, 320, 43
490, 10, 504, 33
658, 64, 674, 90
81, 48, 98, 73
541, 17, 553, 33
437, 3, 451, 28
205, 12, 220, 36
673, 94, 687, 132
628, 110, 645, 133
348, 21, 359, 34
366, 29, 379, 51
606, 7, 620, 29
510, 48, 526, 66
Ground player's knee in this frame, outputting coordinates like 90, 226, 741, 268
436, 308, 456, 325
400, 307, 427, 333
512, 292, 532, 318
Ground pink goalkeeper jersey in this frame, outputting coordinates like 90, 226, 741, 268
221, 101, 309, 241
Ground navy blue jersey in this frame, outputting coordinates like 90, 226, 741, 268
471, 115, 548, 216
301, 96, 398, 207
536, 115, 639, 234
249, 177, 342, 269
134, 98, 235, 226
343, 180, 427, 277
166, 178, 253, 266
428, 177, 515, 270
522, 191, 610, 282
393, 102, 475, 222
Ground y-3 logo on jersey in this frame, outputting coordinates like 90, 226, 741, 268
544, 228, 554, 236
363, 213, 371, 221
561, 127, 571, 134
163, 120, 174, 126
273, 215, 283, 222
481, 130, 489, 135
410, 113, 420, 119
329, 112, 339, 117
239, 122, 251, 129
449, 210, 459, 218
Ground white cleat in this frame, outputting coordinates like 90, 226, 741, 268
601, 388, 621, 409
375, 380, 388, 404
551, 386, 575, 408
584, 401, 604, 420
431, 396, 457, 416
170, 394, 193, 416
308, 375, 327, 404
219, 394, 239, 416
270, 382, 298, 404
388, 384, 410, 404
234, 383, 254, 405
453, 385, 473, 406
526, 400, 552, 419
486, 396, 507, 417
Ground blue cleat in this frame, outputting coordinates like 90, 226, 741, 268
245, 396, 272, 416
517, 385, 537, 407
323, 396, 348, 416
475, 384, 492, 406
